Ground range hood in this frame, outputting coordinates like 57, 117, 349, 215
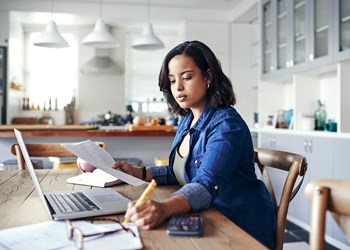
81, 48, 122, 75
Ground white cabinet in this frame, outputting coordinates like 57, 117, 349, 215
259, 132, 291, 204
331, 138, 350, 246
260, 0, 334, 77
259, 61, 350, 134
258, 130, 350, 248
288, 135, 334, 234
334, 0, 350, 62
259, 131, 290, 150
258, 0, 350, 135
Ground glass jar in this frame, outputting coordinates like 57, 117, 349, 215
314, 100, 327, 131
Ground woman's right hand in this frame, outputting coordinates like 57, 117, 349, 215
113, 161, 141, 178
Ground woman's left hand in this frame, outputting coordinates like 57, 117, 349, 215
124, 200, 168, 230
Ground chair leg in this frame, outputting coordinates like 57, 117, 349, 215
309, 186, 329, 250
14, 145, 25, 170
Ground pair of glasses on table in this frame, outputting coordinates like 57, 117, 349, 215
66, 218, 136, 250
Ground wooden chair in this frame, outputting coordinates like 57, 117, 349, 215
305, 179, 350, 250
254, 147, 308, 250
10, 142, 106, 170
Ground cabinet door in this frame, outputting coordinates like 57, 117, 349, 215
259, 132, 290, 150
261, 0, 277, 74
277, 0, 289, 70
259, 132, 291, 209
288, 135, 334, 233
291, 0, 308, 66
334, 0, 350, 61
332, 138, 350, 245
308, 0, 333, 64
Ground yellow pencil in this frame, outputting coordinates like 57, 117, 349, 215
123, 179, 157, 224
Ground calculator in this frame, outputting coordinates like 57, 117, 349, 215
166, 212, 203, 237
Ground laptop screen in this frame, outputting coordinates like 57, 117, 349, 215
14, 129, 53, 218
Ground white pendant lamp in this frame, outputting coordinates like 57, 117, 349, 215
82, 0, 119, 48
132, 0, 164, 50
33, 0, 69, 49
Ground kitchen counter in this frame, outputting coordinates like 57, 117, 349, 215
0, 125, 176, 138
0, 125, 175, 166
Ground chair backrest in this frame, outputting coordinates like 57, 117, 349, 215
10, 142, 106, 170
254, 147, 308, 250
305, 179, 350, 250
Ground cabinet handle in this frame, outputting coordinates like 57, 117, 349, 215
304, 140, 308, 153
308, 140, 313, 153
286, 60, 294, 68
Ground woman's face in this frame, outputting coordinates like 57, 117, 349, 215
168, 54, 209, 114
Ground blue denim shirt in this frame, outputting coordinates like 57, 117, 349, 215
149, 107, 275, 249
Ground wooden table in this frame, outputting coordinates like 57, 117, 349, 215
0, 169, 267, 249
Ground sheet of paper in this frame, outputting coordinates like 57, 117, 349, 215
61, 140, 146, 186
0, 221, 142, 250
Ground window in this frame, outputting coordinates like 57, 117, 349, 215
125, 31, 178, 115
24, 30, 78, 110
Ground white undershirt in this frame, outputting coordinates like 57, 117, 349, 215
173, 146, 186, 185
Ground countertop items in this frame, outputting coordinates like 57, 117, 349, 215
0, 124, 97, 131
0, 124, 176, 138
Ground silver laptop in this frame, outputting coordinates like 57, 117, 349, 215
14, 129, 130, 220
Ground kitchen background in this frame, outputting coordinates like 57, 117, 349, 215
0, 0, 259, 128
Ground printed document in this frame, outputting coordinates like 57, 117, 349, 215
0, 221, 142, 250
62, 140, 146, 186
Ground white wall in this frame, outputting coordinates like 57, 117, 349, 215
184, 20, 230, 74
77, 26, 126, 123
1, 1, 259, 125
230, 23, 259, 127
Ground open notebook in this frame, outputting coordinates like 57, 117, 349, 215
66, 168, 123, 187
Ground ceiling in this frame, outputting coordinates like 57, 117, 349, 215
41, 0, 245, 11
5, 0, 257, 29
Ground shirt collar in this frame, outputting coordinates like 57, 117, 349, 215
181, 107, 216, 132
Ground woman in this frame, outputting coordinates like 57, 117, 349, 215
115, 40, 275, 249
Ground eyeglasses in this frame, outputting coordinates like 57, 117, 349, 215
66, 218, 136, 250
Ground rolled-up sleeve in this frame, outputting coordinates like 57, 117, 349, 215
148, 166, 168, 184
172, 183, 211, 211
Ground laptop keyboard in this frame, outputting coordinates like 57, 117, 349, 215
49, 192, 100, 213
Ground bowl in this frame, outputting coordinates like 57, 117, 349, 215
77, 158, 96, 172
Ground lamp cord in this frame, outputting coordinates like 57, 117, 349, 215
147, 0, 150, 22
51, 0, 53, 20
99, 0, 102, 18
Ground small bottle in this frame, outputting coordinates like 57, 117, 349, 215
54, 97, 58, 110
314, 100, 327, 131
22, 98, 26, 110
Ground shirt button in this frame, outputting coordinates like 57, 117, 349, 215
214, 185, 218, 190
195, 160, 198, 164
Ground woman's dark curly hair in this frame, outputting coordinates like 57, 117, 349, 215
158, 40, 236, 116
